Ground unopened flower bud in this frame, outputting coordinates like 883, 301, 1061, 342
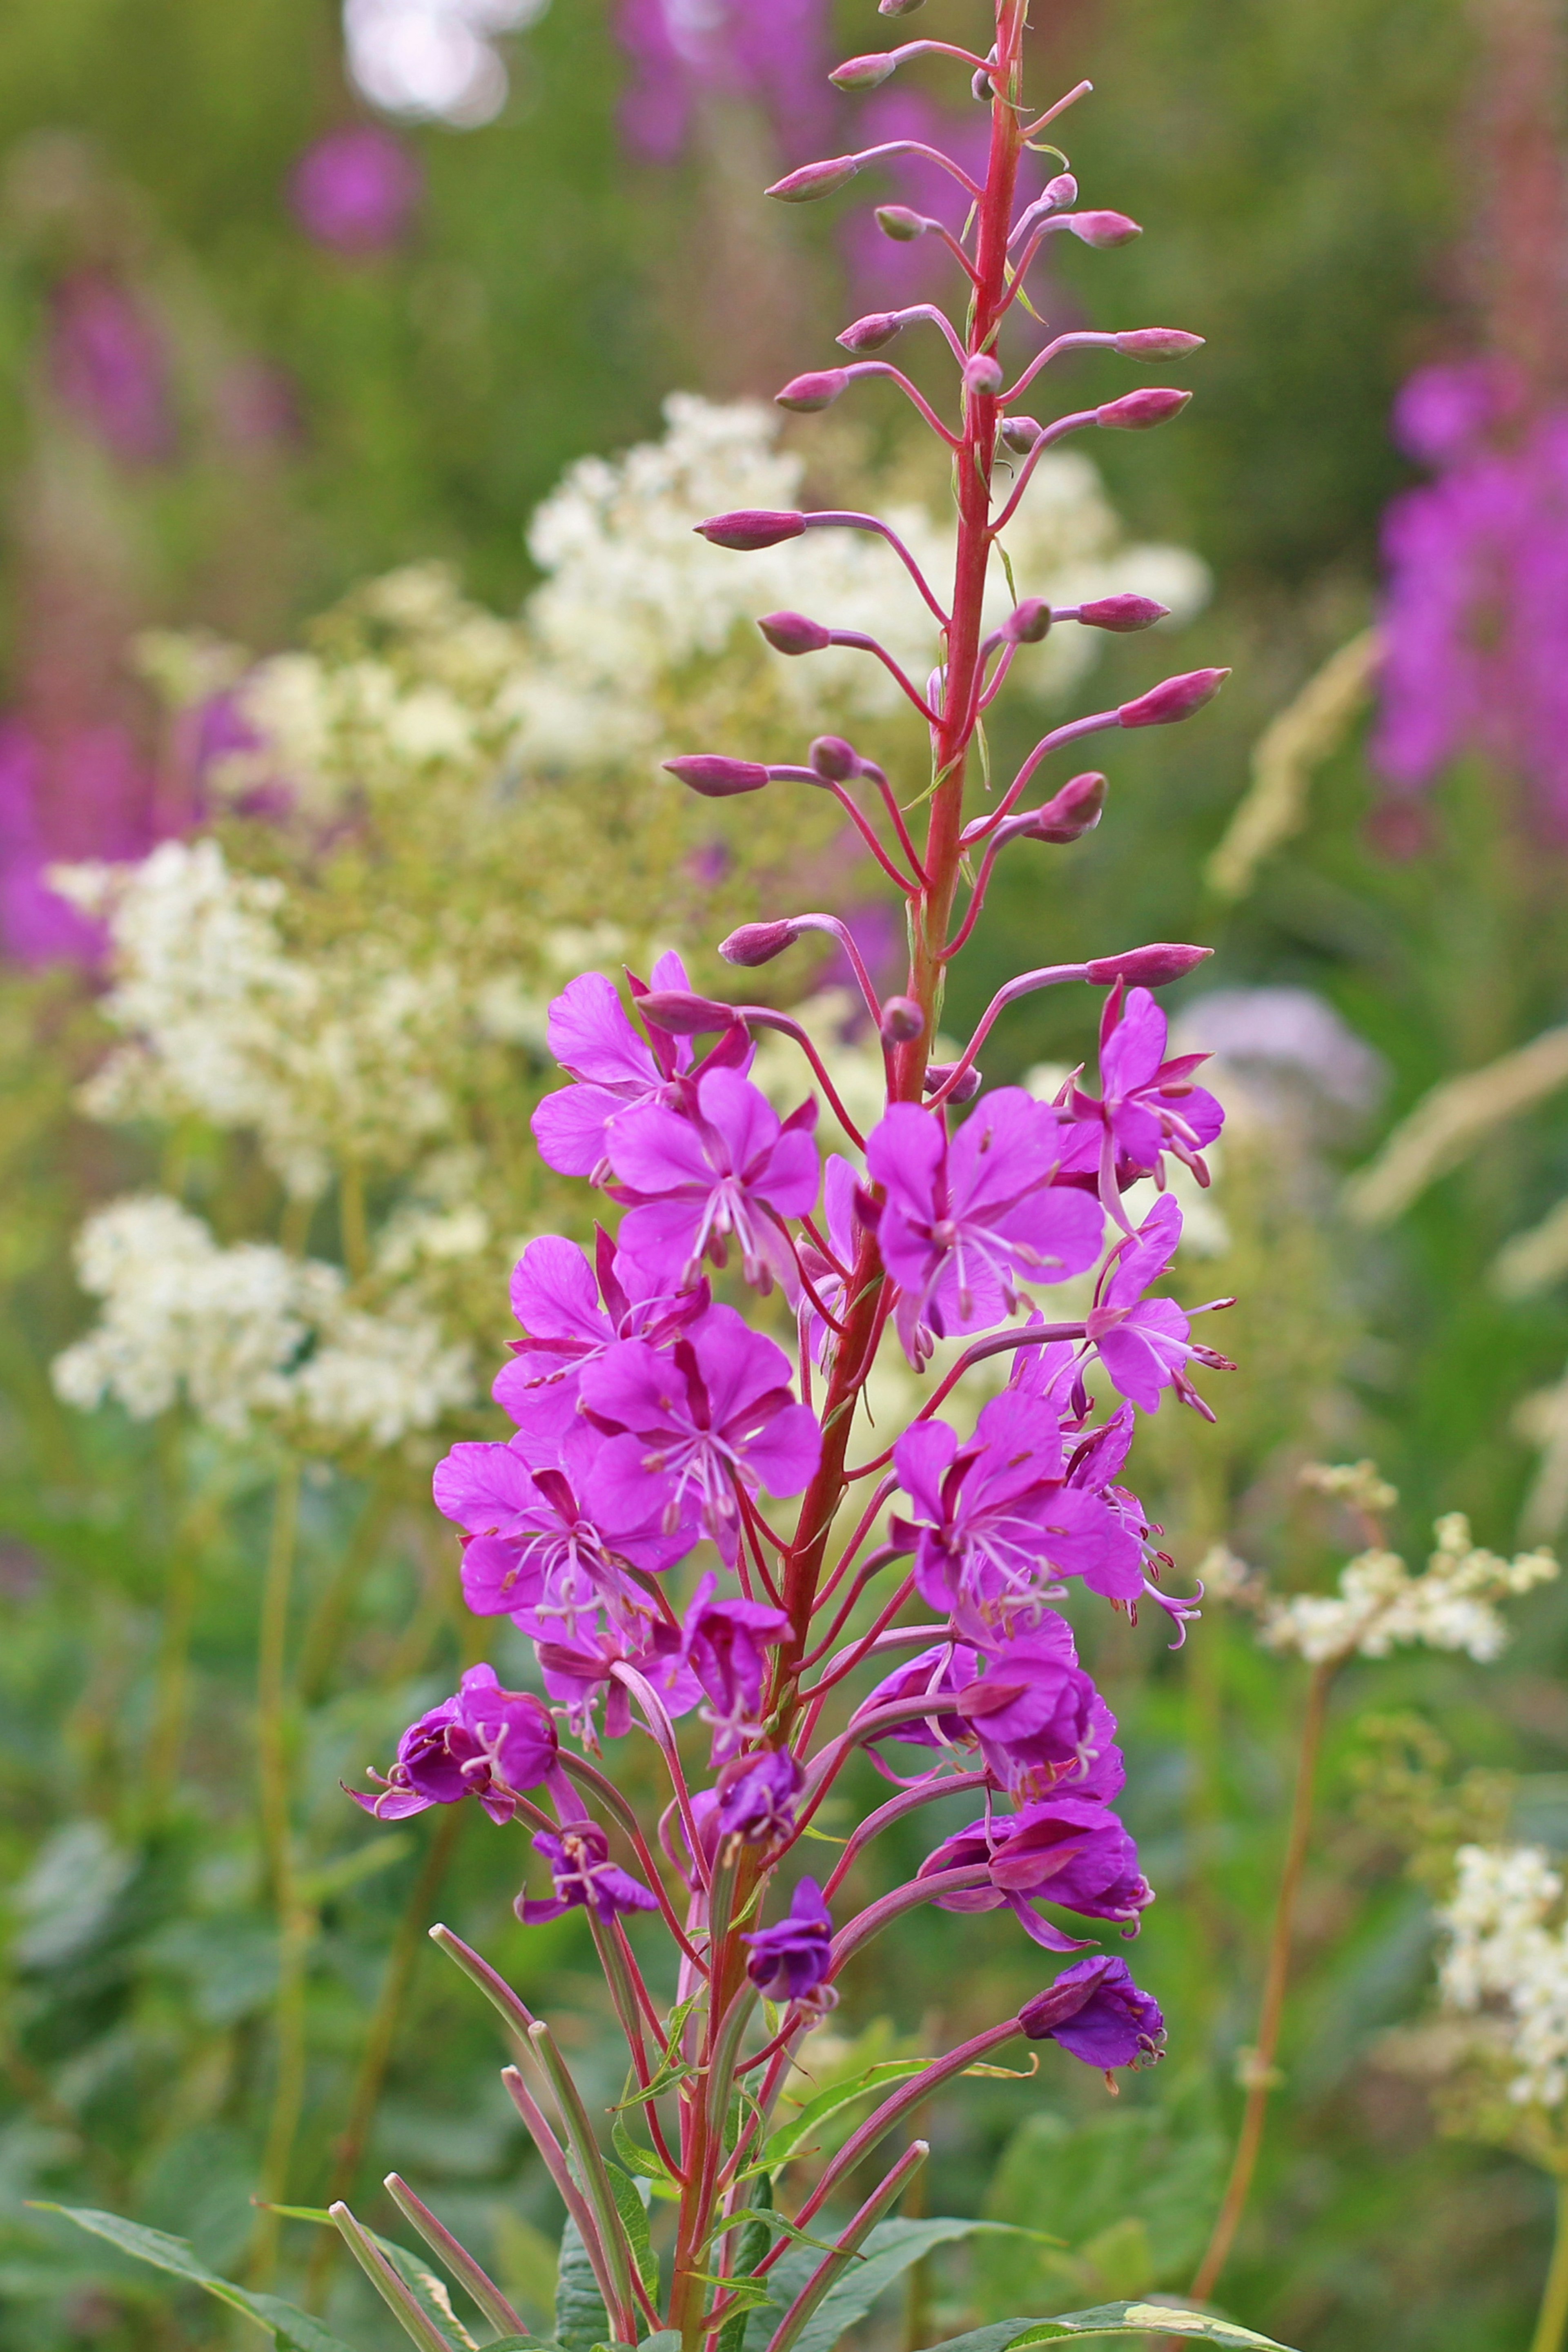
1086, 942, 1213, 987
636, 989, 740, 1034
1113, 327, 1205, 359
719, 920, 801, 967
1004, 597, 1052, 644
1026, 770, 1106, 841
830, 51, 897, 89
971, 65, 994, 100
1118, 668, 1229, 728
809, 735, 859, 782
663, 755, 771, 797
1077, 594, 1170, 633
878, 0, 926, 14
695, 510, 806, 550
1044, 172, 1078, 207
1096, 387, 1192, 431
1067, 210, 1143, 248
880, 996, 924, 1046
964, 352, 1004, 396
767, 155, 860, 203
998, 415, 1042, 454
875, 205, 926, 242
838, 311, 902, 353
925, 1061, 982, 1103
777, 369, 849, 414
759, 611, 833, 655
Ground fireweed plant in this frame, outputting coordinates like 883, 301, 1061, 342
44, 10, 1299, 2352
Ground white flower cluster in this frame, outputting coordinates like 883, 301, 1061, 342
1260, 1504, 1557, 1665
1438, 1845, 1568, 2107
51, 1195, 474, 1450
53, 841, 459, 1198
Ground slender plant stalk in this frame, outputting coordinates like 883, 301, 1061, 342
297, 1477, 397, 1704
1532, 2167, 1568, 2352
1187, 1657, 1337, 2307
249, 1457, 309, 2287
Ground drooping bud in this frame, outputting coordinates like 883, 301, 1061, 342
635, 989, 741, 1035
1096, 387, 1192, 431
998, 415, 1042, 454
719, 920, 802, 967
1067, 210, 1143, 249
878, 0, 926, 13
695, 510, 806, 551
1043, 172, 1078, 208
1077, 595, 1170, 633
880, 996, 924, 1046
767, 156, 860, 203
1118, 668, 1230, 729
777, 369, 849, 414
830, 51, 897, 89
925, 1061, 983, 1104
1025, 771, 1106, 842
964, 352, 1004, 398
1113, 327, 1205, 359
759, 611, 833, 655
1085, 943, 1213, 988
1003, 597, 1052, 644
663, 755, 771, 797
838, 311, 902, 353
809, 735, 859, 782
875, 205, 926, 242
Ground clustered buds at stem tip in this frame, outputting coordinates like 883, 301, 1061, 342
695, 510, 806, 550
1117, 667, 1231, 728
662, 755, 771, 797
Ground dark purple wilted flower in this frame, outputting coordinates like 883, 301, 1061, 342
1069, 985, 1224, 1229
921, 1792, 1153, 1950
865, 1089, 1104, 1365
1020, 1954, 1165, 2072
608, 1067, 820, 1296
49, 272, 174, 466
578, 1305, 821, 1565
517, 1819, 661, 1926
892, 1392, 1143, 1639
290, 126, 423, 257
615, 0, 831, 168
350, 1664, 561, 1823
715, 1746, 802, 1845
743, 1875, 835, 2006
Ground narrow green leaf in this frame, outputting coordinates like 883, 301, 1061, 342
614, 1994, 704, 2110
637, 2334, 681, 2352
1008, 2309, 1298, 2348
610, 2115, 679, 2201
687, 2275, 777, 2310
603, 2167, 659, 2298
744, 2059, 930, 2177
718, 2178, 772, 2352
30, 2205, 357, 2352
707, 2212, 848, 2262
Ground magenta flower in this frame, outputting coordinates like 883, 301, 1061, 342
1086, 1195, 1230, 1416
922, 1792, 1153, 1949
528, 1617, 700, 1746
517, 1820, 661, 1927
532, 956, 750, 1179
49, 272, 174, 466
863, 1641, 984, 1760
492, 1230, 707, 1436
290, 126, 423, 258
958, 1624, 1102, 1786
608, 1067, 820, 1295
865, 1089, 1104, 1364
578, 1306, 820, 1564
433, 1420, 701, 1635
743, 1876, 835, 2005
668, 1572, 790, 1760
1070, 985, 1223, 1227
892, 1392, 1143, 1639
350, 1665, 560, 1824
1020, 1954, 1165, 2072
715, 1747, 802, 1845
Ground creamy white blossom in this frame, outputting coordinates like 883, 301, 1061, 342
1438, 1845, 1568, 2107
291, 1306, 474, 1450
1260, 1500, 1557, 1664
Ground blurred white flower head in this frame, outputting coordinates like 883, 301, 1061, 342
345, 0, 549, 128
1438, 1844, 1568, 2108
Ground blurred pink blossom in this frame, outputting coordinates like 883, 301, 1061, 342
289, 125, 423, 257
49, 273, 174, 466
615, 0, 831, 165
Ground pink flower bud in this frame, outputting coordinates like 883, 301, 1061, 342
838, 312, 903, 353
831, 51, 897, 89
719, 920, 802, 967
875, 205, 926, 243
759, 611, 833, 655
1096, 387, 1192, 431
880, 996, 924, 1046
964, 352, 1004, 396
1077, 594, 1170, 633
810, 735, 859, 782
998, 415, 1042, 454
878, 0, 927, 14
663, 755, 771, 797
636, 989, 739, 1034
1067, 210, 1143, 249
1113, 327, 1205, 359
695, 510, 806, 550
1085, 942, 1213, 988
925, 1061, 982, 1104
766, 155, 860, 204
1026, 771, 1107, 841
777, 369, 849, 414
1117, 668, 1229, 728
1002, 597, 1053, 645
1044, 172, 1078, 207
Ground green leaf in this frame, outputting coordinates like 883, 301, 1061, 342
554, 2215, 611, 2352
717, 2178, 772, 2352
615, 1994, 704, 2110
1006, 2308, 1299, 2346
707, 2211, 847, 2263
604, 2167, 659, 2297
610, 2115, 679, 2201
374, 2236, 484, 2351
744, 2059, 930, 2176
636, 2334, 681, 2352
30, 2205, 358, 2352
741, 2217, 1022, 2352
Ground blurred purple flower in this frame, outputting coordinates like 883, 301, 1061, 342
1020, 1953, 1165, 2072
616, 0, 831, 167
518, 1819, 661, 1924
715, 1746, 801, 1844
290, 125, 423, 257
49, 272, 174, 466
0, 719, 155, 968
841, 92, 1007, 311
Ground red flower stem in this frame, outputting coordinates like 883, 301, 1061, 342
823, 1772, 993, 1901
827, 630, 943, 724
792, 2018, 1024, 2229
802, 512, 950, 624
